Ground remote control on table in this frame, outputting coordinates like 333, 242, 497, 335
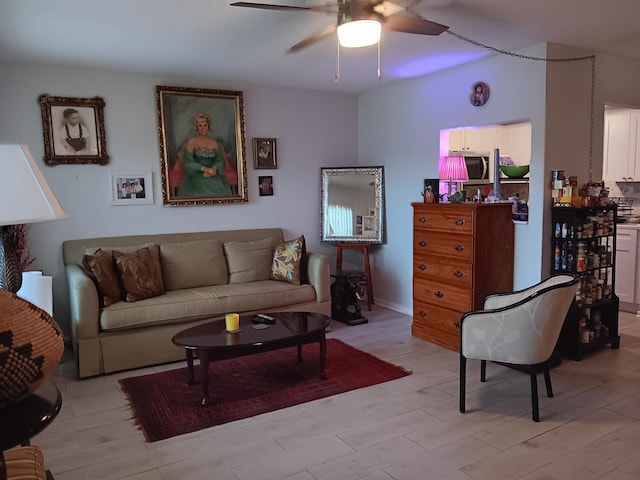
252, 313, 276, 325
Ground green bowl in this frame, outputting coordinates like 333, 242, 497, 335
500, 165, 530, 178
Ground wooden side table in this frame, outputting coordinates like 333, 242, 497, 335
333, 242, 374, 311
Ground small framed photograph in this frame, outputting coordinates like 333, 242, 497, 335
38, 94, 109, 166
368, 208, 376, 216
356, 215, 363, 225
111, 172, 153, 205
253, 138, 277, 169
258, 176, 273, 196
363, 215, 376, 235
423, 178, 439, 203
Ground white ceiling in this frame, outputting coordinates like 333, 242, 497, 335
1, 0, 639, 94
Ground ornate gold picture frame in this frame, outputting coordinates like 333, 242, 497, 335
38, 94, 109, 166
156, 85, 248, 206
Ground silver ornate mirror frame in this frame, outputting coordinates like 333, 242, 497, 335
321, 166, 385, 244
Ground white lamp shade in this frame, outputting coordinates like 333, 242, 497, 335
337, 20, 381, 48
0, 145, 66, 226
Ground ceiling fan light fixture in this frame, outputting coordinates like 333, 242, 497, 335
337, 19, 381, 48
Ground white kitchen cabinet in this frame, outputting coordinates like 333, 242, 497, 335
603, 109, 640, 182
502, 122, 532, 166
615, 226, 637, 306
448, 126, 505, 154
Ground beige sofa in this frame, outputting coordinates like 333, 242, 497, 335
62, 228, 331, 378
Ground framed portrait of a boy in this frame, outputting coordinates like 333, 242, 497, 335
38, 94, 109, 166
156, 85, 248, 206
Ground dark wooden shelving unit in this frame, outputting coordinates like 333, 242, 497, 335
552, 205, 621, 360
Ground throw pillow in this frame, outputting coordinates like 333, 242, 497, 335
160, 239, 228, 290
271, 235, 306, 285
223, 237, 279, 284
113, 247, 165, 302
82, 248, 122, 307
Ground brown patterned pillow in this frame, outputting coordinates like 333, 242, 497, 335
271, 235, 306, 285
113, 247, 165, 302
82, 249, 122, 307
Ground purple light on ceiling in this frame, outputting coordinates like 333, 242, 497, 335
391, 52, 485, 79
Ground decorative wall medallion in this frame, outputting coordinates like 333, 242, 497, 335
470, 82, 490, 107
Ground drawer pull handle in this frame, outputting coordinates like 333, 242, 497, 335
418, 240, 426, 247
455, 245, 464, 252
455, 219, 466, 226
419, 310, 427, 318
453, 270, 463, 278
434, 290, 444, 298
419, 216, 427, 224
454, 321, 461, 329
419, 264, 426, 271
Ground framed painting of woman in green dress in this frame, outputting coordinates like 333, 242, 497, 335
156, 85, 248, 205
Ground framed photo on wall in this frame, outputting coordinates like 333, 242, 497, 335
258, 175, 273, 196
111, 171, 153, 205
156, 85, 248, 206
253, 138, 277, 169
38, 94, 109, 166
363, 215, 376, 236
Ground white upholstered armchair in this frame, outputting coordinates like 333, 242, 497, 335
458, 274, 579, 422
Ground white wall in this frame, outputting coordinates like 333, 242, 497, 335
358, 44, 549, 313
4, 48, 640, 335
0, 62, 359, 336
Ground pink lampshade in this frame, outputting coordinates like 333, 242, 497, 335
438, 156, 469, 182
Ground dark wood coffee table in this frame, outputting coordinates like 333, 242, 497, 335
172, 311, 331, 406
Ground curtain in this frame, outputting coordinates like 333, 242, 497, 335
327, 204, 353, 236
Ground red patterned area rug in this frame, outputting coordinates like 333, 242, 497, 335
119, 339, 410, 442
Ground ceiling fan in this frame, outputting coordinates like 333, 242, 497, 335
230, 0, 449, 53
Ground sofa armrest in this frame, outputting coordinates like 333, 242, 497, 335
66, 263, 100, 344
305, 252, 331, 305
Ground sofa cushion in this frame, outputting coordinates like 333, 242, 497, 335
160, 239, 228, 290
223, 237, 278, 284
113, 247, 165, 302
271, 235, 306, 285
99, 280, 317, 331
82, 249, 122, 307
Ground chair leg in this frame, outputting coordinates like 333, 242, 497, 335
480, 360, 487, 382
530, 370, 540, 422
459, 354, 466, 413
543, 364, 554, 398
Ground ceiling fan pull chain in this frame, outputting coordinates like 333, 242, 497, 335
335, 35, 341, 83
377, 38, 381, 80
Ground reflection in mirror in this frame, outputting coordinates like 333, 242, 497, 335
321, 166, 384, 244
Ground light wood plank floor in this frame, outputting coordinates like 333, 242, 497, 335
34, 307, 640, 480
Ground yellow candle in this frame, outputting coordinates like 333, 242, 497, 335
225, 313, 239, 332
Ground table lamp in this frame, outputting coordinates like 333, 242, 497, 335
438, 155, 469, 199
0, 145, 66, 293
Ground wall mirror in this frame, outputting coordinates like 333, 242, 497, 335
321, 166, 385, 244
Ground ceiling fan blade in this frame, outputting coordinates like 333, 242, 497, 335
384, 15, 448, 35
230, 2, 339, 14
287, 24, 338, 53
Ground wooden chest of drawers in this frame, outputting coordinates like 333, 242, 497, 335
412, 202, 514, 351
